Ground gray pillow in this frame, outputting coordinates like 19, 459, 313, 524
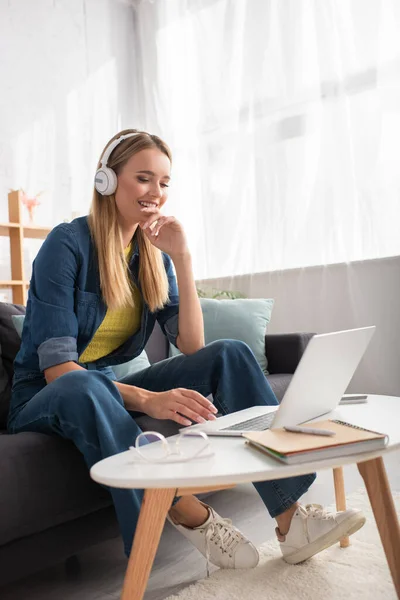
170, 297, 274, 374
112, 350, 151, 379
11, 314, 24, 338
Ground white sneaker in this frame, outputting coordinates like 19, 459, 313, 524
167, 503, 259, 573
278, 503, 366, 564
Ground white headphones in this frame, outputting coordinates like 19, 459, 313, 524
94, 133, 140, 196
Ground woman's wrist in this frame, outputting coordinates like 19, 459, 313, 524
170, 250, 192, 264
114, 381, 153, 412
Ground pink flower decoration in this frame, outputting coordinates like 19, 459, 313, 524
21, 190, 42, 223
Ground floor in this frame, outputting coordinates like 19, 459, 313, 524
1, 450, 399, 600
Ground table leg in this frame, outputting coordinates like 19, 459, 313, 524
121, 488, 176, 600
120, 484, 235, 599
333, 467, 350, 548
357, 457, 400, 597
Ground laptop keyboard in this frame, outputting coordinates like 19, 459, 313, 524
220, 412, 276, 432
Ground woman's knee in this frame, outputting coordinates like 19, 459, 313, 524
209, 339, 253, 358
57, 369, 112, 388
53, 370, 122, 411
56, 369, 90, 385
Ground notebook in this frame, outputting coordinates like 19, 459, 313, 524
243, 419, 389, 465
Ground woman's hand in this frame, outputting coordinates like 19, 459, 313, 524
142, 388, 218, 427
139, 206, 189, 258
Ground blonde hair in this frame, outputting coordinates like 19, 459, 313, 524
89, 128, 172, 312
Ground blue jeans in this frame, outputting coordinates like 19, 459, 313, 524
8, 340, 316, 556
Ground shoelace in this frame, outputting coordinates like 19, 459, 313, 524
303, 503, 334, 520
203, 517, 243, 577
277, 504, 337, 544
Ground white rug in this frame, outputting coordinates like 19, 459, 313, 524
166, 489, 399, 600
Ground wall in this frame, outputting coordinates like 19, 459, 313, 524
198, 256, 400, 397
0, 0, 137, 291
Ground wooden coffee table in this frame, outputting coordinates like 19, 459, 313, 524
91, 395, 400, 599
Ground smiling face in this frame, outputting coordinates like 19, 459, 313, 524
114, 147, 171, 230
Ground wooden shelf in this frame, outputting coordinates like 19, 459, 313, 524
0, 223, 51, 239
0, 222, 21, 236
1, 191, 51, 305
23, 225, 52, 239
0, 280, 25, 287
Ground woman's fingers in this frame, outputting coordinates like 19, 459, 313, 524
141, 217, 160, 231
140, 209, 177, 237
172, 401, 208, 424
166, 410, 192, 427
149, 216, 167, 237
144, 215, 174, 237
173, 397, 216, 422
147, 389, 218, 426
179, 389, 218, 415
167, 390, 218, 423
140, 206, 161, 230
152, 216, 173, 237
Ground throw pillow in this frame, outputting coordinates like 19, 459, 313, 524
0, 302, 26, 429
11, 314, 151, 380
11, 314, 24, 338
169, 297, 274, 374
112, 350, 151, 379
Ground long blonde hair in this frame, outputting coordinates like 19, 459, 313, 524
89, 128, 171, 312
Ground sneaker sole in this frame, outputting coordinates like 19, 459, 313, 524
283, 513, 366, 565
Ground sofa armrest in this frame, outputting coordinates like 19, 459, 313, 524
265, 333, 315, 375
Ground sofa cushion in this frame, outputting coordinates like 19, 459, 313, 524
0, 303, 26, 428
0, 342, 10, 430
145, 320, 169, 363
0, 431, 112, 546
134, 413, 182, 438
266, 373, 293, 403
170, 297, 274, 374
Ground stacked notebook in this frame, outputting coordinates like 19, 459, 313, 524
243, 419, 388, 464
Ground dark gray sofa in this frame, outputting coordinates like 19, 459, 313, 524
0, 301, 313, 586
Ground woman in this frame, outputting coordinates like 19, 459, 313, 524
8, 129, 364, 570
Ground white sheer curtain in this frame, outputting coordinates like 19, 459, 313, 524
0, 0, 137, 292
132, 0, 400, 280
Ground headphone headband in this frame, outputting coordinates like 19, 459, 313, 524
100, 132, 140, 167
95, 131, 141, 196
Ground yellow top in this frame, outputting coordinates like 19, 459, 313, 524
78, 245, 143, 363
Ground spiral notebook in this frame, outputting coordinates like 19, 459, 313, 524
243, 419, 389, 464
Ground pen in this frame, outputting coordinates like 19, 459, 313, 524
339, 395, 368, 404
284, 425, 336, 437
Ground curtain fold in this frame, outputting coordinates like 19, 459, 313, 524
132, 0, 400, 280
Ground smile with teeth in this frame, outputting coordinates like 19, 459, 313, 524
138, 201, 157, 208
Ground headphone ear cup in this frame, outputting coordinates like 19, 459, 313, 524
94, 167, 118, 195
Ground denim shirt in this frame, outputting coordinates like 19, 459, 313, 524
13, 217, 179, 389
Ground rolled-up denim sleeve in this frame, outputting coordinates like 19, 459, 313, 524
29, 224, 80, 371
156, 253, 180, 347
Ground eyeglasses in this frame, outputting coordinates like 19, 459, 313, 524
129, 430, 214, 464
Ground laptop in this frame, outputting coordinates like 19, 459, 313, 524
180, 326, 376, 437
